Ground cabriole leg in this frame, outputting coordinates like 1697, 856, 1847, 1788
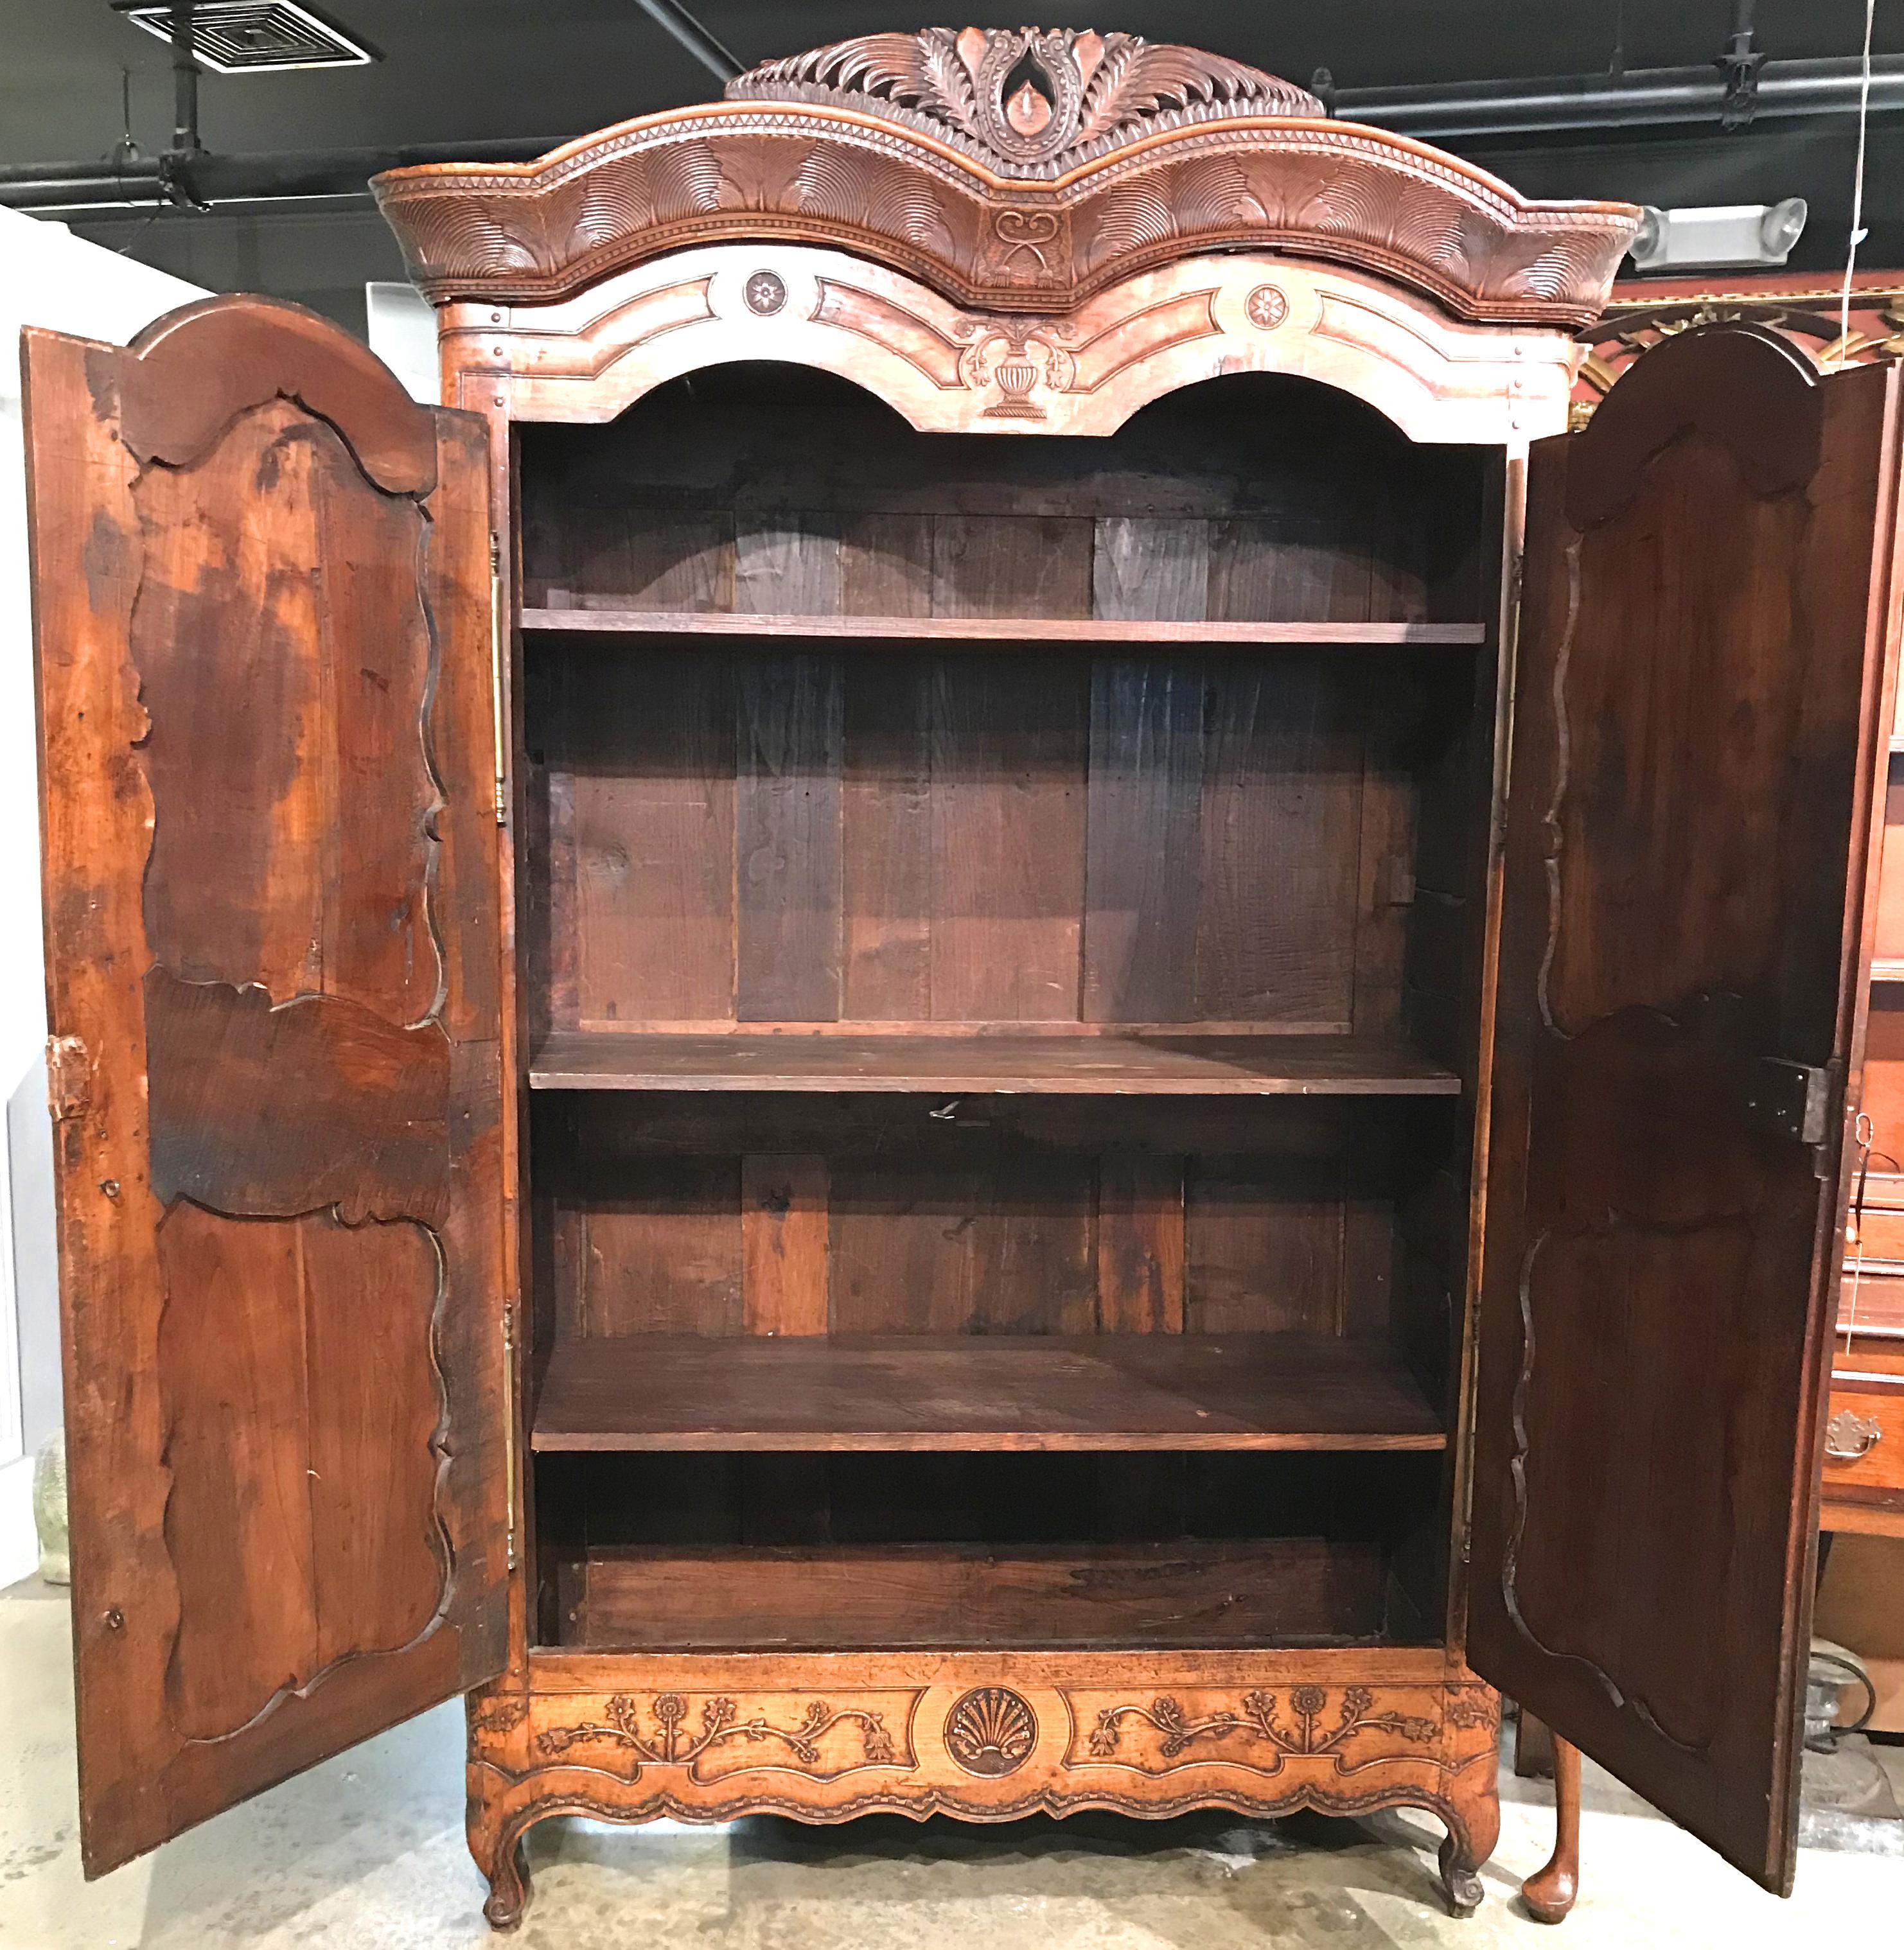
1522, 1735, 1581, 1924
1436, 1762, 1502, 1917
481, 1834, 530, 1932
468, 1781, 534, 1931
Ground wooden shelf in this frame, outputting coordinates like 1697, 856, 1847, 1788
520, 606, 1487, 647
1873, 960, 1904, 982
528, 1030, 1462, 1096
530, 1332, 1449, 1454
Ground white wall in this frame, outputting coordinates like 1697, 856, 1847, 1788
366, 281, 441, 406
0, 209, 206, 1585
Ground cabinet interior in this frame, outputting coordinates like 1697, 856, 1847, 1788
515, 363, 1500, 1657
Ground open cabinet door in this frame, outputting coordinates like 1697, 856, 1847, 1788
22, 297, 512, 1874
1467, 324, 1901, 1890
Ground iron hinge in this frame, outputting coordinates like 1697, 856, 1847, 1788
1744, 1057, 1840, 1171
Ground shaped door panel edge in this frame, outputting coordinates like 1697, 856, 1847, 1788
22, 295, 512, 1874
1468, 324, 1902, 1891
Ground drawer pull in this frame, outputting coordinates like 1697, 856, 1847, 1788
1826, 1409, 1884, 1461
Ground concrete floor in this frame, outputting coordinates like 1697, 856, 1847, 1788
2, 1578, 1900, 1949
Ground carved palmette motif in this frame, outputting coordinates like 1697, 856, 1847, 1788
372, 28, 1638, 322
730, 27, 1321, 176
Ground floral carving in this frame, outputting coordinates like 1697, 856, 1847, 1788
743, 268, 788, 315
468, 1673, 1503, 1926
730, 28, 1319, 177
1443, 1687, 1501, 1733
1246, 283, 1289, 330
1087, 1685, 1440, 1773
534, 1692, 899, 1780
469, 1692, 528, 1737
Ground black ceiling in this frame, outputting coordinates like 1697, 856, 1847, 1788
4, 2, 1898, 157
7, 3, 1902, 329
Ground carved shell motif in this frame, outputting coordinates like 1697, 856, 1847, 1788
730, 27, 1322, 178
944, 1686, 1039, 1775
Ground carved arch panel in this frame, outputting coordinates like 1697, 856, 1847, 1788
449, 243, 1575, 444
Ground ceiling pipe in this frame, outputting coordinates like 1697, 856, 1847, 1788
5, 45, 1902, 217
0, 139, 560, 211
630, 0, 741, 85
1338, 54, 1904, 140
170, 0, 200, 157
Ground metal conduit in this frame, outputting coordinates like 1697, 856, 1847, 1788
3, 27, 1900, 215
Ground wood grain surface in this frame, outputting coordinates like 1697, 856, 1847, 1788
530, 1332, 1447, 1452
1468, 326, 1902, 1893
25, 299, 511, 1874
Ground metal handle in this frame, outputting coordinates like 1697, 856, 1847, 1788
1825, 1407, 1883, 1461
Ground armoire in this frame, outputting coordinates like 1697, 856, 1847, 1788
22, 26, 1896, 1931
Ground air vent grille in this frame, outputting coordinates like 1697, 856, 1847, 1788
114, 2, 379, 73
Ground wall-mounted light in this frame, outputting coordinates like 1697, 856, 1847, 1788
1627, 199, 1808, 274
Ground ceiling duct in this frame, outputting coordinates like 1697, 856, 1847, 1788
112, 1, 379, 73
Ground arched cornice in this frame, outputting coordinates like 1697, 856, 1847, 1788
374, 28, 1638, 329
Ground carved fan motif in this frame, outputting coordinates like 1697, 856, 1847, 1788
944, 1686, 1039, 1775
730, 26, 1321, 177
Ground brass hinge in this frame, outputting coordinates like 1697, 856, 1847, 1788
502, 1298, 519, 1572
489, 531, 507, 826
1497, 547, 1525, 821
46, 1035, 90, 1121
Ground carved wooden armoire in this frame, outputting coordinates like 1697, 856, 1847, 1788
23, 26, 1898, 1930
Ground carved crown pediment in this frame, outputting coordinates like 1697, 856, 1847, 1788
373, 27, 1639, 327
729, 27, 1321, 177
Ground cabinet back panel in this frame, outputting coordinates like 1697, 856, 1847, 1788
519, 366, 1487, 624
528, 646, 1462, 1033
534, 1096, 1441, 1349
569, 1540, 1388, 1650
532, 1450, 1445, 1651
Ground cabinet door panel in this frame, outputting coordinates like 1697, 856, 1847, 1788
24, 297, 511, 1875
1468, 325, 1899, 1891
